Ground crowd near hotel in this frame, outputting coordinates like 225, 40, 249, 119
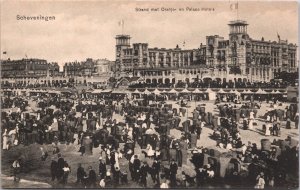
1, 19, 299, 189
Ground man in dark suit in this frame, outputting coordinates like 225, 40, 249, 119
88, 166, 97, 188
50, 158, 58, 181
133, 155, 141, 182
98, 158, 107, 180
76, 163, 85, 185
139, 161, 149, 187
170, 159, 178, 187
57, 154, 65, 182
191, 150, 204, 169
151, 158, 160, 185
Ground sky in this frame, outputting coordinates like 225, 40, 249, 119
0, 0, 298, 68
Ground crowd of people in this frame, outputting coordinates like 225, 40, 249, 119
1, 84, 299, 189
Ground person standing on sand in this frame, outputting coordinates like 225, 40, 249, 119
62, 162, 71, 185
50, 158, 58, 181
76, 163, 85, 185
2, 129, 9, 150
12, 158, 21, 182
56, 154, 65, 182
88, 166, 97, 188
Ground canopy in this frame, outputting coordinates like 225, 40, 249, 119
153, 89, 162, 94
112, 89, 127, 94
91, 89, 103, 94
272, 90, 281, 94
256, 88, 266, 94
101, 89, 112, 93
167, 89, 178, 94
180, 89, 190, 93
132, 89, 140, 94
241, 90, 252, 94
143, 89, 151, 94
205, 88, 213, 93
192, 88, 203, 94
218, 89, 226, 94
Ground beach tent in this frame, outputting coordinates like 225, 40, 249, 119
153, 89, 162, 94
205, 88, 216, 100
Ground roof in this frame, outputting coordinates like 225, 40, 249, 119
120, 77, 141, 82
228, 20, 248, 26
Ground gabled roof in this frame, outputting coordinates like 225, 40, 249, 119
119, 76, 142, 83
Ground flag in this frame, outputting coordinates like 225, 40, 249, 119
3, 51, 7, 54
230, 2, 238, 10
277, 32, 280, 41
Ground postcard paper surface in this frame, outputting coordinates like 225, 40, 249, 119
0, 0, 299, 189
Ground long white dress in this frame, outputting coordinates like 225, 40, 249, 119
114, 152, 120, 169
2, 132, 8, 150
248, 119, 254, 130
265, 123, 271, 136
250, 111, 255, 120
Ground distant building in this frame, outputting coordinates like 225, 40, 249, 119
115, 20, 298, 83
62, 58, 114, 86
1, 58, 59, 78
63, 58, 114, 77
1, 57, 114, 87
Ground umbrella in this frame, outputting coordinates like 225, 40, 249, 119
182, 164, 196, 177
145, 128, 155, 135
170, 129, 183, 139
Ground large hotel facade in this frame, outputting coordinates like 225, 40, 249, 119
115, 20, 298, 84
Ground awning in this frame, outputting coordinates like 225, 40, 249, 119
166, 89, 178, 94
132, 89, 140, 94
180, 89, 191, 93
91, 89, 103, 94
218, 89, 226, 93
192, 88, 203, 94
256, 88, 267, 94
153, 89, 162, 94
101, 89, 112, 93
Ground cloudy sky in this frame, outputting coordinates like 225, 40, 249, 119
1, 0, 298, 67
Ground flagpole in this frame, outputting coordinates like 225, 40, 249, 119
122, 20, 124, 35
236, 1, 239, 20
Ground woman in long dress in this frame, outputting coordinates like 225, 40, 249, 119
2, 129, 8, 150
265, 123, 271, 136
248, 119, 254, 130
